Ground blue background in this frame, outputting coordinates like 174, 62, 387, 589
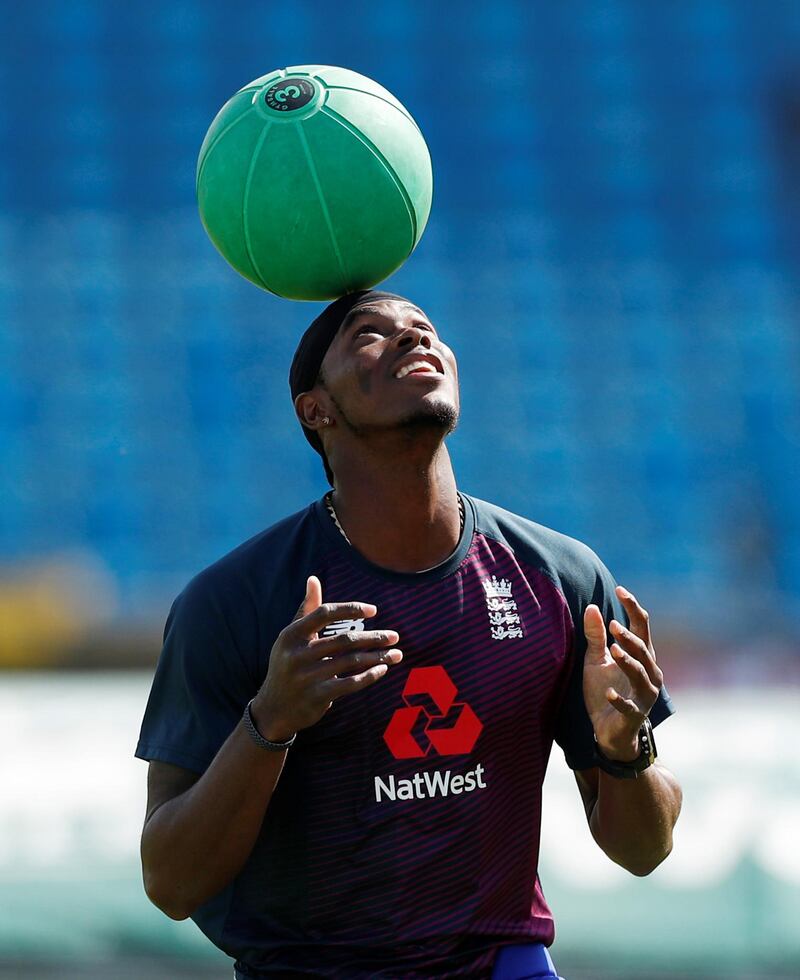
2, 0, 799, 642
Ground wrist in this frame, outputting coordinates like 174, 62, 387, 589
250, 698, 296, 744
594, 736, 640, 763
593, 719, 657, 779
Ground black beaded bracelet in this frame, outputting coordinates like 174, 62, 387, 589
242, 699, 297, 751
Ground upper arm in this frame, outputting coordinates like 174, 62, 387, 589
145, 760, 201, 826
135, 574, 262, 775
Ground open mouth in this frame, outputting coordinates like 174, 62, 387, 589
393, 354, 444, 380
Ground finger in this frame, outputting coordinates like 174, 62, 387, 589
583, 604, 608, 665
304, 575, 322, 617
609, 621, 663, 688
615, 586, 653, 648
324, 663, 391, 699
305, 629, 400, 662
292, 575, 323, 622
315, 648, 403, 680
610, 643, 659, 703
290, 601, 378, 640
605, 687, 646, 719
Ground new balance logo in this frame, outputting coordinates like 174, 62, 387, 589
482, 575, 524, 640
382, 666, 483, 760
320, 618, 365, 638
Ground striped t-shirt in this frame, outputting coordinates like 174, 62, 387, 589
135, 492, 674, 978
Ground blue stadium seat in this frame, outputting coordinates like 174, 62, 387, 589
2, 0, 799, 626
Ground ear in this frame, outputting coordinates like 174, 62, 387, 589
294, 390, 333, 432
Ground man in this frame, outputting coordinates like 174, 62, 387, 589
136, 290, 681, 980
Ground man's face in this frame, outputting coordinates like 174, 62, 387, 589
315, 299, 459, 438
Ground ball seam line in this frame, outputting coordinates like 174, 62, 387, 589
242, 123, 274, 291
196, 101, 257, 191
320, 105, 418, 249
296, 123, 349, 292
324, 84, 422, 134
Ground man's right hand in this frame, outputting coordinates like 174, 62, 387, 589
251, 575, 402, 742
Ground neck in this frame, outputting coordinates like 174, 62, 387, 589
329, 441, 461, 573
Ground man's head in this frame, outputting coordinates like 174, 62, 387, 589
289, 290, 459, 486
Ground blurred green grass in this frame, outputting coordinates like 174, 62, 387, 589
2, 675, 799, 979
0, 961, 793, 980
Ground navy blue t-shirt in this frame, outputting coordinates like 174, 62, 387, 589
135, 493, 674, 978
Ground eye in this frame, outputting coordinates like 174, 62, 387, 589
354, 323, 381, 337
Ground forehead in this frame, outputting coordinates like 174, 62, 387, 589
338, 300, 429, 332
318, 300, 431, 376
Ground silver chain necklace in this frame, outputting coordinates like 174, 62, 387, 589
325, 492, 465, 547
325, 493, 353, 544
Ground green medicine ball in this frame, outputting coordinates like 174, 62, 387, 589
196, 65, 433, 301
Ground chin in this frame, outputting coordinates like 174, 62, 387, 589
397, 399, 459, 436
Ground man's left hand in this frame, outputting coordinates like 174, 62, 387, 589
582, 587, 664, 762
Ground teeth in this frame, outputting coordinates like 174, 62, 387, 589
395, 361, 438, 379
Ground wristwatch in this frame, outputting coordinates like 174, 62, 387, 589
593, 717, 657, 779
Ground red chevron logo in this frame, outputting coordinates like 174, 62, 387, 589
382, 666, 483, 760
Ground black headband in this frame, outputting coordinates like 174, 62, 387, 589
289, 289, 410, 485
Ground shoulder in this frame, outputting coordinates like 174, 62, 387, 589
173, 502, 321, 620
465, 493, 614, 606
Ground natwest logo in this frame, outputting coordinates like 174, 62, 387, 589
382, 666, 483, 759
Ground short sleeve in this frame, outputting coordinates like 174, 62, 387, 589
135, 573, 260, 774
554, 555, 675, 771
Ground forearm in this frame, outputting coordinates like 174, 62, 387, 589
141, 717, 287, 919
588, 762, 682, 876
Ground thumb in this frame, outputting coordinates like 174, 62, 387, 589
295, 575, 323, 621
583, 604, 608, 664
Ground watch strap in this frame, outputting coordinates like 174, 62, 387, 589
593, 717, 657, 779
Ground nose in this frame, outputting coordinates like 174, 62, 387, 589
395, 325, 432, 350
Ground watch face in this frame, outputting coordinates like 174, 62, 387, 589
641, 718, 657, 765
